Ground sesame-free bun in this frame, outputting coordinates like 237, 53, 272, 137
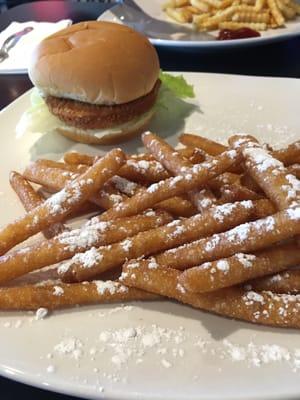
28, 21, 160, 105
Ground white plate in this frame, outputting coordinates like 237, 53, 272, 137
99, 0, 300, 48
0, 73, 300, 400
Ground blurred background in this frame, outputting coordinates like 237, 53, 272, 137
0, 0, 111, 13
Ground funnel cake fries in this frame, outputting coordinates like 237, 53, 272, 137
0, 149, 125, 255
155, 206, 300, 269
99, 149, 241, 221
9, 171, 67, 239
1, 133, 300, 330
229, 135, 300, 210
142, 131, 218, 212
180, 241, 300, 293
182, 133, 300, 166
121, 260, 300, 329
0, 280, 158, 310
24, 163, 128, 210
250, 270, 300, 294
60, 199, 272, 283
0, 211, 171, 284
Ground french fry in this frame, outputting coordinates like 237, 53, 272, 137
193, 13, 211, 27
204, 0, 233, 8
250, 269, 300, 293
61, 199, 275, 283
24, 164, 128, 209
254, 0, 265, 10
99, 149, 241, 221
186, 5, 205, 13
191, 0, 211, 12
162, 0, 189, 9
0, 280, 158, 310
229, 135, 300, 209
0, 149, 125, 255
277, 0, 296, 18
165, 6, 193, 22
180, 242, 300, 293
155, 206, 300, 269
0, 211, 171, 284
219, 21, 267, 29
121, 260, 300, 328
267, 0, 285, 25
232, 11, 270, 22
9, 171, 67, 239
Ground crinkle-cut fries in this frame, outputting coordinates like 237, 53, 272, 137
162, 0, 300, 33
0, 131, 299, 329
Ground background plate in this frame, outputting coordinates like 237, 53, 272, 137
99, 0, 300, 48
0, 73, 299, 400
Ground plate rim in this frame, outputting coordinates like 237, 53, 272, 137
0, 72, 300, 400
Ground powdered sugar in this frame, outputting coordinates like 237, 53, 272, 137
236, 253, 256, 268
94, 281, 128, 295
244, 147, 283, 172
53, 286, 64, 296
72, 247, 103, 269
35, 307, 48, 320
243, 291, 265, 305
54, 337, 83, 360
121, 239, 132, 252
111, 176, 137, 196
216, 260, 229, 272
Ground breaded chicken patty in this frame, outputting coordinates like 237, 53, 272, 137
45, 80, 161, 130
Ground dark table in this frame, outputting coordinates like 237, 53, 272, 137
0, 1, 299, 398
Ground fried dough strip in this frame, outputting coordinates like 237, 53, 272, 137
0, 211, 171, 284
61, 199, 275, 283
250, 269, 300, 293
99, 149, 241, 221
229, 135, 300, 210
121, 260, 300, 328
0, 280, 158, 310
155, 206, 300, 269
0, 149, 125, 255
9, 171, 67, 239
180, 242, 300, 293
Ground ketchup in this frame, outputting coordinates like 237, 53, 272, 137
217, 27, 261, 40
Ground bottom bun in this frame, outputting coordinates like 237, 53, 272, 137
55, 109, 155, 145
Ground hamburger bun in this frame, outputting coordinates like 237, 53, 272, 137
29, 21, 160, 105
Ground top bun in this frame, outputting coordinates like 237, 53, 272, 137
29, 21, 160, 105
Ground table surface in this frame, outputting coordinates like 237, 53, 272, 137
0, 1, 299, 399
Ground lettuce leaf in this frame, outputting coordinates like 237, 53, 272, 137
159, 71, 195, 99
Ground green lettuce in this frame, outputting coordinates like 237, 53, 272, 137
159, 71, 195, 99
